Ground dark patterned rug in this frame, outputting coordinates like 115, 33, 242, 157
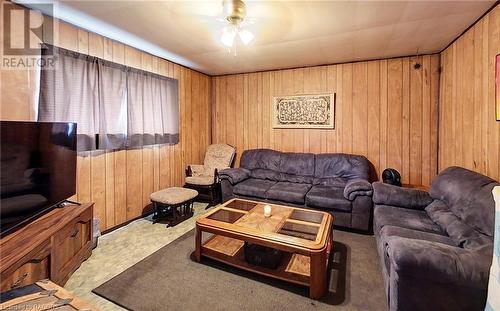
93, 229, 386, 311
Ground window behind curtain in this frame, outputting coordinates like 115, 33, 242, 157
39, 47, 99, 151
98, 61, 127, 150
38, 45, 179, 152
127, 69, 179, 148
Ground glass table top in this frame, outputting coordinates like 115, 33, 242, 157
278, 222, 319, 241
204, 200, 328, 242
207, 209, 245, 224
225, 200, 258, 211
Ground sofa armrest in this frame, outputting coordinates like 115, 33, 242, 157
219, 168, 250, 185
372, 182, 432, 210
343, 179, 373, 201
387, 237, 492, 288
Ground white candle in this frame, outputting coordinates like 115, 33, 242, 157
263, 205, 272, 217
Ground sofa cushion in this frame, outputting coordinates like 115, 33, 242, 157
279, 152, 315, 176
250, 168, 281, 181
374, 205, 444, 235
380, 225, 455, 249
266, 182, 312, 204
430, 166, 499, 237
306, 185, 352, 212
426, 200, 492, 249
233, 178, 277, 199
314, 153, 370, 180
240, 149, 281, 171
312, 177, 347, 187
281, 173, 314, 184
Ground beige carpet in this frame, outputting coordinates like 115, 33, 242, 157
65, 202, 213, 311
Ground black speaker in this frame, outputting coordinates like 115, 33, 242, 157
382, 168, 402, 187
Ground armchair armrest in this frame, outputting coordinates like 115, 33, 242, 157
343, 179, 373, 201
372, 182, 432, 210
219, 168, 250, 185
387, 237, 492, 288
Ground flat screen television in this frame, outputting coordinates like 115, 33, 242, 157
0, 121, 77, 237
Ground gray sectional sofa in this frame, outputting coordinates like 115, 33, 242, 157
219, 149, 373, 231
373, 166, 498, 311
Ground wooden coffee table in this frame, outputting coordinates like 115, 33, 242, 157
195, 199, 333, 299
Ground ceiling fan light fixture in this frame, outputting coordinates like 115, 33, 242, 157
219, 0, 253, 51
221, 25, 236, 47
238, 29, 254, 45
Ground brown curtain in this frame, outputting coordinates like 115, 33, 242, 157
38, 45, 179, 151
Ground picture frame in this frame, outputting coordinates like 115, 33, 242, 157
272, 93, 335, 129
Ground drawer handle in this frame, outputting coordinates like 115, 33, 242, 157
71, 228, 79, 238
11, 273, 29, 289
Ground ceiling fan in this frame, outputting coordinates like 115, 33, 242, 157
220, 0, 254, 51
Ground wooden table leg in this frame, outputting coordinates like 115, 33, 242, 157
309, 249, 328, 299
194, 226, 202, 262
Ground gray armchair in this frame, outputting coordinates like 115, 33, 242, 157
373, 167, 498, 311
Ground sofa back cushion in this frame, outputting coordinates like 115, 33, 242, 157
240, 149, 281, 171
314, 153, 369, 180
426, 200, 492, 249
250, 168, 281, 181
429, 166, 499, 237
279, 153, 315, 183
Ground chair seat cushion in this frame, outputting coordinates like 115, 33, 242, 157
150, 187, 198, 204
185, 175, 214, 186
233, 178, 277, 199
306, 185, 352, 212
266, 182, 312, 204
374, 205, 444, 235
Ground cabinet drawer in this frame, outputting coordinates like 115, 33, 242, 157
51, 207, 93, 285
0, 240, 51, 292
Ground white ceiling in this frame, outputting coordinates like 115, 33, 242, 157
40, 1, 495, 75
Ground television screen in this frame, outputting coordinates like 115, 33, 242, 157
0, 121, 77, 237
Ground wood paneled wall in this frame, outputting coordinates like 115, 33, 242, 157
0, 15, 211, 230
212, 55, 440, 186
439, 5, 500, 181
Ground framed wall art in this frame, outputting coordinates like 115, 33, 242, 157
272, 93, 335, 129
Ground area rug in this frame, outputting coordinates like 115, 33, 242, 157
93, 229, 386, 311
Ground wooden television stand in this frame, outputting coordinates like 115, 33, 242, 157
0, 203, 94, 292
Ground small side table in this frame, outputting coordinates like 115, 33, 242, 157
150, 187, 198, 227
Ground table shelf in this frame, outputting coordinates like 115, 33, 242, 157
202, 235, 310, 287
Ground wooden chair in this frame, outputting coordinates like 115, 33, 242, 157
184, 144, 236, 207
